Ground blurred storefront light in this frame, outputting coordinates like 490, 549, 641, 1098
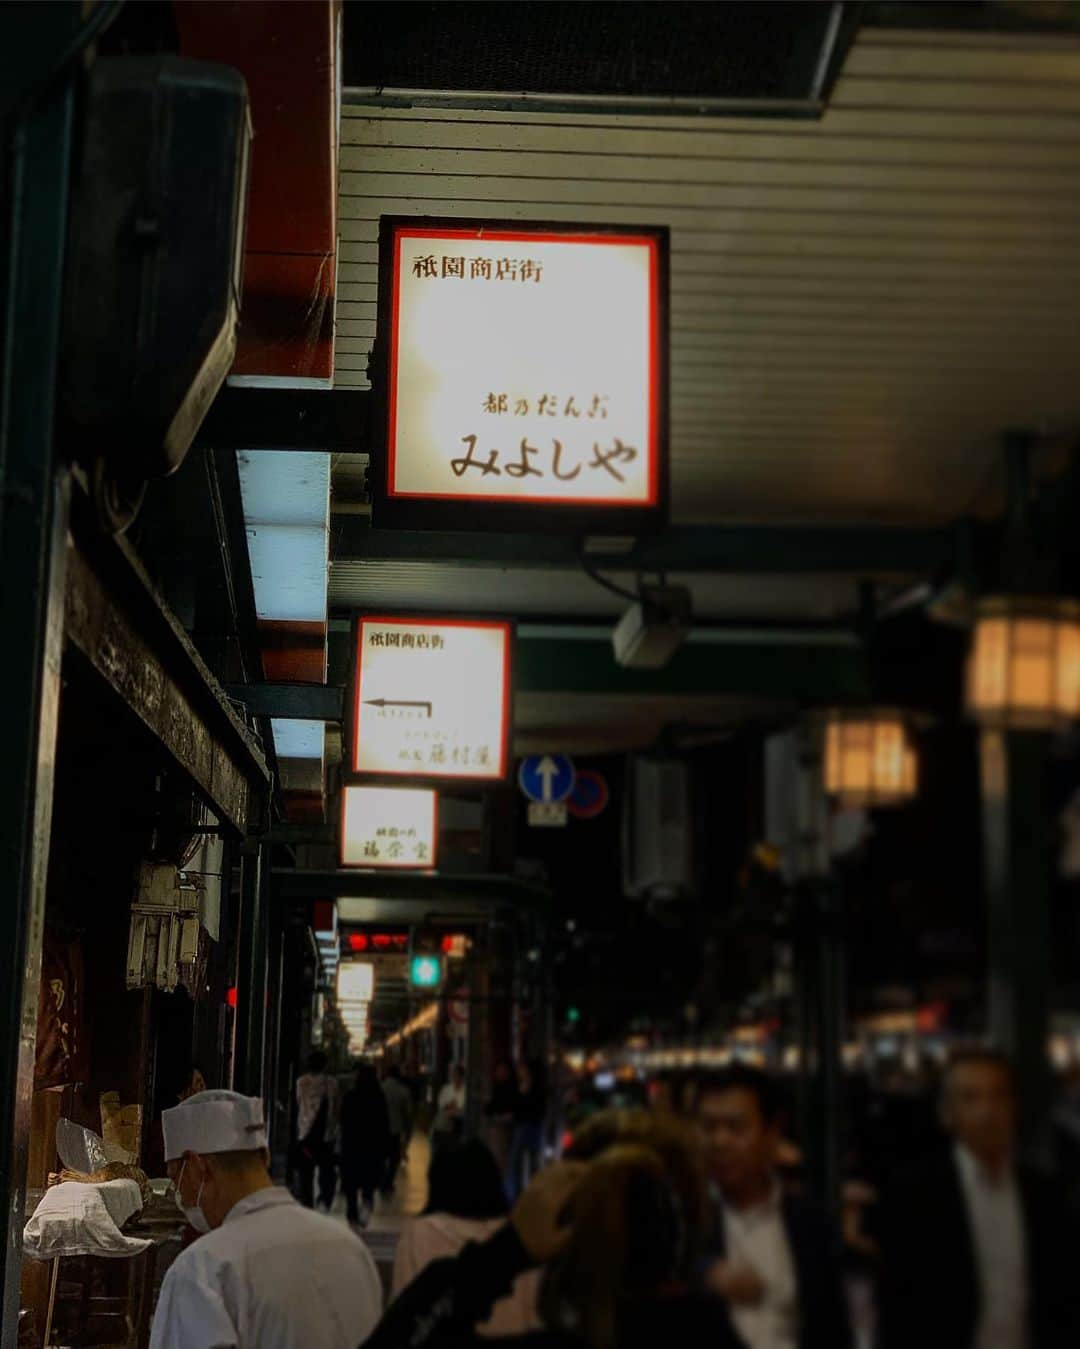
823, 709, 917, 808
337, 962, 375, 1003
967, 595, 1080, 731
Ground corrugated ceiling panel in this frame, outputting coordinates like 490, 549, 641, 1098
336, 26, 1080, 525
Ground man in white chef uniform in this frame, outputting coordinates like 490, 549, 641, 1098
151, 1089, 382, 1349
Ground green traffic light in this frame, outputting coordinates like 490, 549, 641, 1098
410, 955, 442, 989
567, 1006, 581, 1024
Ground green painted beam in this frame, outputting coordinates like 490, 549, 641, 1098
514, 634, 869, 702
239, 630, 868, 719
330, 518, 952, 577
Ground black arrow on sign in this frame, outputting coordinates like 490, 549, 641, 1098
363, 698, 433, 717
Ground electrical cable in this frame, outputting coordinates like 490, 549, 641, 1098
576, 540, 642, 605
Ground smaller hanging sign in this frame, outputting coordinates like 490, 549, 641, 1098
352, 616, 512, 781
340, 785, 438, 869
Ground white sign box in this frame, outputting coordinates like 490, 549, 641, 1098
337, 961, 375, 1002
351, 617, 512, 781
381, 221, 666, 517
341, 785, 439, 868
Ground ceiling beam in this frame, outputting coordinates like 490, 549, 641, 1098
272, 869, 548, 909
227, 680, 344, 721
232, 628, 867, 718
196, 386, 367, 453
330, 518, 952, 577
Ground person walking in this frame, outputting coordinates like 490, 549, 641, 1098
341, 1062, 391, 1229
431, 1063, 467, 1155
381, 1064, 414, 1197
696, 1065, 852, 1349
362, 1108, 742, 1349
293, 1050, 339, 1212
151, 1090, 381, 1348
484, 1060, 519, 1175
879, 1048, 1080, 1349
506, 1060, 546, 1202
391, 1139, 541, 1335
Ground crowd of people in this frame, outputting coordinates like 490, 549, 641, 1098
148, 1047, 1080, 1349
292, 1053, 415, 1229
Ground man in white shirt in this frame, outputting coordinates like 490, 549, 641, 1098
697, 1066, 851, 1349
880, 1049, 1079, 1349
432, 1064, 467, 1153
151, 1089, 381, 1349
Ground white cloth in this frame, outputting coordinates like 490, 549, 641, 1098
955, 1145, 1030, 1349
433, 1082, 465, 1133
149, 1187, 381, 1349
296, 1074, 339, 1145
721, 1183, 798, 1349
391, 1214, 540, 1338
23, 1181, 150, 1260
163, 1090, 267, 1161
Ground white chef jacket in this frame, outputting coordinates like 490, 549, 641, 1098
150, 1187, 381, 1349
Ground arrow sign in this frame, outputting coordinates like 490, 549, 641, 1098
363, 698, 433, 717
518, 754, 575, 805
538, 756, 559, 802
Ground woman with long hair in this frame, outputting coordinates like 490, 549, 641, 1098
363, 1109, 741, 1348
392, 1140, 540, 1336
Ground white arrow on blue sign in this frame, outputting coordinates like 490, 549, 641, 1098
518, 754, 576, 804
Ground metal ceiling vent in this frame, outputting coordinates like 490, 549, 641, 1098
343, 1, 854, 119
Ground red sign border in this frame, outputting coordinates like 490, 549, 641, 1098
373, 215, 669, 537
350, 614, 513, 784
387, 226, 661, 508
339, 783, 440, 871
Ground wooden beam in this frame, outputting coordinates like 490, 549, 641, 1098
64, 501, 269, 835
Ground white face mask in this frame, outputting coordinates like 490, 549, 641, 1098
174, 1159, 211, 1233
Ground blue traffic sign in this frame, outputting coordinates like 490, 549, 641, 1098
567, 769, 610, 820
518, 754, 576, 804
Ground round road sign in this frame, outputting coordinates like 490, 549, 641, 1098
567, 769, 610, 820
518, 754, 575, 804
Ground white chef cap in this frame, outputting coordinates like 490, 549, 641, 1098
162, 1090, 267, 1162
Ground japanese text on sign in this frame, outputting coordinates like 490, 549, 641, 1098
341, 786, 438, 869
412, 255, 544, 283
352, 618, 511, 780
387, 227, 660, 507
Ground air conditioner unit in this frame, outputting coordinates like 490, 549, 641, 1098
622, 757, 696, 900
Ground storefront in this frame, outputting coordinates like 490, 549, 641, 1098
16, 514, 270, 1346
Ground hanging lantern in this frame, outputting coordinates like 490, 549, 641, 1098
823, 709, 917, 808
967, 595, 1080, 731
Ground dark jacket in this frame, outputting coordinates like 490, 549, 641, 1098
340, 1081, 391, 1187
708, 1189, 853, 1349
362, 1222, 742, 1349
878, 1149, 1080, 1349
486, 1079, 520, 1119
